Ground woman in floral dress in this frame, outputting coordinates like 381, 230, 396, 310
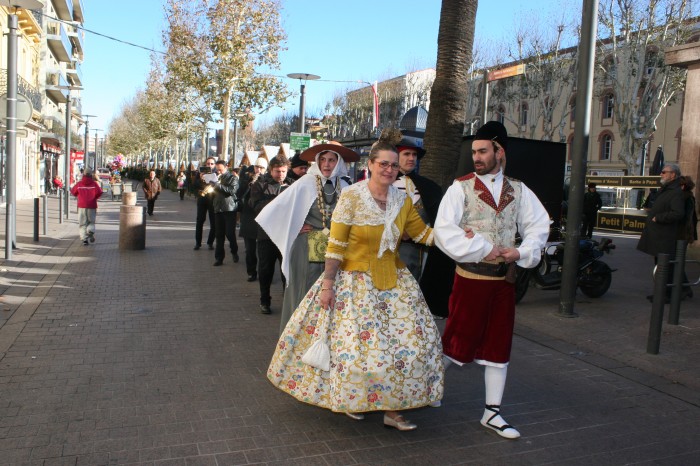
267, 131, 444, 431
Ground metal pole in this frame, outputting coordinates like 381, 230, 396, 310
558, 0, 599, 317
668, 239, 687, 325
84, 118, 89, 170
64, 95, 71, 219
58, 189, 63, 223
42, 194, 47, 235
647, 254, 670, 354
5, 13, 19, 260
481, 69, 489, 126
299, 83, 306, 133
33, 197, 39, 241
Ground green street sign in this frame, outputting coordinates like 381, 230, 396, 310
290, 132, 311, 151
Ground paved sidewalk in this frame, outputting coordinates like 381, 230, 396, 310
0, 187, 698, 465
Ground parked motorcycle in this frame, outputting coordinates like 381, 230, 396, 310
515, 237, 616, 303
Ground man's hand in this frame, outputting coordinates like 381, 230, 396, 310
483, 245, 500, 261
498, 247, 520, 264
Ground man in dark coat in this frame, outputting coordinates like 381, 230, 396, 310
637, 163, 686, 300
251, 155, 293, 314
581, 183, 602, 239
212, 160, 239, 266
193, 157, 217, 250
287, 152, 309, 181
237, 158, 268, 281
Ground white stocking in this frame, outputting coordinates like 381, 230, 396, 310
484, 365, 507, 406
481, 365, 519, 438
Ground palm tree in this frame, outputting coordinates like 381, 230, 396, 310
421, 0, 478, 189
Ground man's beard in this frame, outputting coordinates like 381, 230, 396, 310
474, 158, 497, 175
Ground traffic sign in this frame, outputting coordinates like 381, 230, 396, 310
290, 132, 311, 151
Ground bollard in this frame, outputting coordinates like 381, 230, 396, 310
668, 240, 687, 325
119, 204, 146, 250
42, 195, 48, 236
58, 190, 63, 224
33, 197, 39, 242
122, 191, 137, 206
647, 254, 670, 355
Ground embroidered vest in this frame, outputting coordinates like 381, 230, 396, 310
457, 173, 522, 249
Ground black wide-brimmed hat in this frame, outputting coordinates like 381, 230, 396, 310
300, 142, 360, 163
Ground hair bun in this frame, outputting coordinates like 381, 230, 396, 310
378, 128, 403, 147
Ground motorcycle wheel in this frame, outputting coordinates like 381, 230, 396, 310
579, 264, 612, 298
514, 266, 530, 304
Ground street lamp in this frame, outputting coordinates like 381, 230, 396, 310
287, 73, 320, 133
1, 0, 44, 260
82, 114, 97, 171
54, 85, 83, 220
92, 129, 103, 168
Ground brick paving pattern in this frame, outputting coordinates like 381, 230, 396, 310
0, 186, 698, 465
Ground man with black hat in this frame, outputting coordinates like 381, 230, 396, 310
581, 183, 603, 239
434, 121, 550, 439
288, 152, 309, 181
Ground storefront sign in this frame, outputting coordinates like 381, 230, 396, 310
586, 176, 661, 188
488, 64, 526, 81
596, 211, 646, 233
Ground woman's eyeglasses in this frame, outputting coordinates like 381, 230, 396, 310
376, 160, 400, 170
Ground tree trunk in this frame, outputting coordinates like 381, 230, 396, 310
421, 0, 478, 190
221, 89, 232, 161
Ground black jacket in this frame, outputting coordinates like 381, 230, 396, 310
637, 178, 685, 256
250, 173, 293, 241
212, 171, 239, 213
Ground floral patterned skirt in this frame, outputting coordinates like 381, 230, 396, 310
267, 268, 444, 413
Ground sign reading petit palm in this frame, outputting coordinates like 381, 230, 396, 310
586, 176, 661, 188
290, 133, 311, 151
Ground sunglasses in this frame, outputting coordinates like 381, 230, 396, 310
376, 160, 400, 170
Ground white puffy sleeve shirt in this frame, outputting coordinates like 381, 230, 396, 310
434, 178, 550, 269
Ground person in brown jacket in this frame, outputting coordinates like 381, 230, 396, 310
143, 170, 162, 216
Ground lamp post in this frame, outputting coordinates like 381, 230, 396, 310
82, 114, 97, 171
2, 0, 45, 260
92, 129, 103, 168
53, 85, 83, 220
287, 73, 320, 134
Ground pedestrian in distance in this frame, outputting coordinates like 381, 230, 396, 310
267, 132, 444, 431
176, 171, 187, 200
193, 157, 217, 250
237, 157, 268, 282
70, 168, 103, 246
637, 163, 686, 302
581, 183, 603, 239
251, 155, 293, 314
212, 160, 240, 266
256, 141, 357, 334
143, 170, 162, 216
434, 121, 550, 439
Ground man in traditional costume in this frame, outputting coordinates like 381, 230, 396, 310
434, 121, 550, 439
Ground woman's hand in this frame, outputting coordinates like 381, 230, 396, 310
300, 223, 313, 234
464, 226, 475, 238
319, 278, 336, 309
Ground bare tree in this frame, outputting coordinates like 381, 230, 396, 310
597, 0, 695, 173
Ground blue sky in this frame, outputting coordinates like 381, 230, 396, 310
81, 0, 576, 134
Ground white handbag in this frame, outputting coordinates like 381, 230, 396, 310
301, 307, 331, 371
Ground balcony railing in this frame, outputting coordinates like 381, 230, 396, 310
0, 68, 42, 114
66, 62, 83, 87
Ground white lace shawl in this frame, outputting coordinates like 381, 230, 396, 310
331, 180, 405, 258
